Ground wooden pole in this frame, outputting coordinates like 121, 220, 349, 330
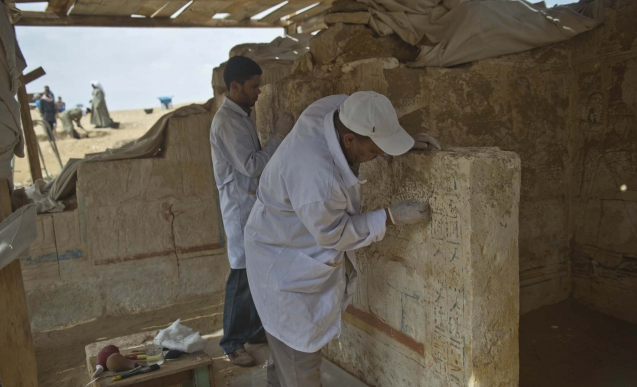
17, 76, 43, 182
0, 179, 39, 387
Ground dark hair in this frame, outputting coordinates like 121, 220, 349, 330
223, 56, 262, 90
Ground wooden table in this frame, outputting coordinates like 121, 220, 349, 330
86, 337, 214, 387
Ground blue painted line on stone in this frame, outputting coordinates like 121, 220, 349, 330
58, 249, 84, 261
24, 253, 57, 265
26, 249, 84, 264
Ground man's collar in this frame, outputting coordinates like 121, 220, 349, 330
223, 96, 251, 117
323, 110, 362, 189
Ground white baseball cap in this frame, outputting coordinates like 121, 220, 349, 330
338, 91, 414, 156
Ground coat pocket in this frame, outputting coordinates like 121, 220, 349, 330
275, 251, 337, 294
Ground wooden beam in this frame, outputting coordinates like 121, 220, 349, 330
297, 14, 325, 33
69, 0, 101, 15
259, 0, 316, 24
151, 0, 187, 18
16, 10, 288, 27
135, 0, 168, 17
23, 67, 46, 85
46, 0, 74, 15
223, 0, 280, 22
0, 179, 39, 387
174, 1, 230, 22
17, 75, 43, 182
288, 1, 332, 24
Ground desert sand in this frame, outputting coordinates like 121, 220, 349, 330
13, 102, 204, 187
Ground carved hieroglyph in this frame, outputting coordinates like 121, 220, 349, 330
324, 148, 521, 387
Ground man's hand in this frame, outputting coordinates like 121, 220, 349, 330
275, 111, 294, 139
411, 133, 441, 151
387, 200, 430, 226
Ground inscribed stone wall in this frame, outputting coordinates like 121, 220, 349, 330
256, 3, 637, 321
568, 1, 637, 323
256, 24, 572, 314
21, 108, 229, 331
322, 149, 520, 387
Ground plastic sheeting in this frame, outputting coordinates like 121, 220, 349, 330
356, 0, 604, 67
0, 204, 36, 271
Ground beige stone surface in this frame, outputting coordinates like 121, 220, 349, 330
255, 12, 634, 319
568, 0, 637, 324
323, 149, 520, 387
324, 12, 370, 25
21, 105, 230, 331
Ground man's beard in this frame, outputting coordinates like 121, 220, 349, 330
241, 90, 257, 107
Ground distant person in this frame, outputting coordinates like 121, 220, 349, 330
33, 93, 41, 111
90, 81, 115, 128
60, 107, 90, 140
39, 86, 57, 138
56, 96, 66, 112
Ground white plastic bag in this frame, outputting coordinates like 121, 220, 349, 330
0, 204, 36, 270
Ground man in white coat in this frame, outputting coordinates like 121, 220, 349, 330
244, 91, 441, 386
210, 56, 293, 367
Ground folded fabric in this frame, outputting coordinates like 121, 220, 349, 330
356, 0, 604, 67
154, 319, 205, 354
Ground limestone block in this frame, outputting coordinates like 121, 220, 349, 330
337, 58, 400, 96
290, 52, 314, 76
84, 200, 176, 266
53, 209, 85, 263
77, 159, 155, 209
329, 0, 369, 13
175, 254, 230, 301
98, 255, 178, 315
21, 214, 59, 290
171, 196, 222, 259
324, 12, 370, 25
255, 78, 335, 146
26, 281, 102, 331
310, 23, 418, 65
323, 148, 520, 387
162, 112, 217, 197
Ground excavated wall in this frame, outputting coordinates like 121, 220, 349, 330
21, 107, 229, 331
255, 0, 637, 322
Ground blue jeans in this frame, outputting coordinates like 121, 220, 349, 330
220, 268, 265, 354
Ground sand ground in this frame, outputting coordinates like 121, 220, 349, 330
34, 298, 637, 387
13, 102, 204, 187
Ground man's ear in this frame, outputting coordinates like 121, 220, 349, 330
230, 80, 242, 93
342, 133, 356, 149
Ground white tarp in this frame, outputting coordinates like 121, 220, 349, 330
0, 0, 26, 191
356, 0, 604, 67
0, 203, 36, 271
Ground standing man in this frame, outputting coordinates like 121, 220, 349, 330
244, 91, 441, 386
210, 56, 294, 367
39, 86, 57, 139
90, 81, 115, 128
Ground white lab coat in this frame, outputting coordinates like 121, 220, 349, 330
210, 97, 282, 269
245, 95, 387, 353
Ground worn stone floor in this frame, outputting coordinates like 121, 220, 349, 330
205, 330, 367, 387
32, 294, 365, 387
520, 299, 637, 387
31, 296, 637, 387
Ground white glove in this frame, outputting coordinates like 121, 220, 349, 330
275, 111, 294, 139
387, 200, 430, 225
411, 133, 441, 151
